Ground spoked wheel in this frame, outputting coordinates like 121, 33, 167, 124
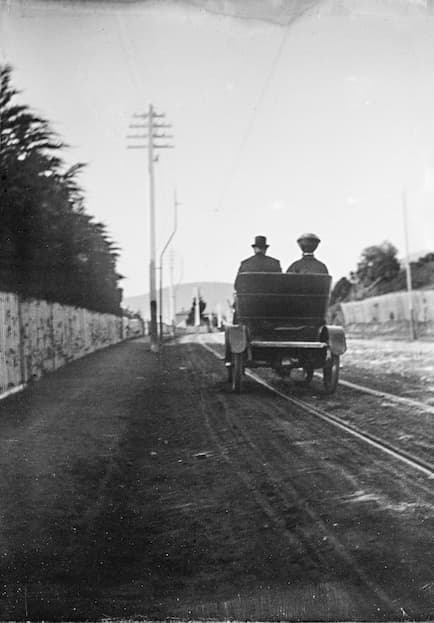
231, 352, 244, 393
304, 365, 314, 385
323, 354, 340, 394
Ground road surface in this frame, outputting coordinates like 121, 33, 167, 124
0, 335, 432, 620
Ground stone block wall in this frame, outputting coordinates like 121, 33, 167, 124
0, 291, 140, 394
341, 290, 434, 339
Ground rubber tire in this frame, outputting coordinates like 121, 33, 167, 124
304, 366, 314, 385
323, 354, 340, 394
231, 352, 243, 394
293, 366, 313, 385
227, 362, 233, 383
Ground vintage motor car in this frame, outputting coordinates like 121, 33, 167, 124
225, 272, 346, 393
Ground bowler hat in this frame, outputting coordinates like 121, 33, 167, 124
297, 233, 320, 253
252, 235, 269, 249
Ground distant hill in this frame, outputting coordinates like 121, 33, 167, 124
124, 281, 234, 321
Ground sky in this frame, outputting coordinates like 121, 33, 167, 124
1, 0, 434, 299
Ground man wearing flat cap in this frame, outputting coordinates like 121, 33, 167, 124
286, 233, 328, 274
235, 235, 282, 290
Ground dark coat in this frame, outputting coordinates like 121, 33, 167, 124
286, 254, 328, 275
235, 253, 282, 290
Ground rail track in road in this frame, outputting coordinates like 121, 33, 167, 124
199, 336, 434, 482
199, 333, 434, 417
337, 378, 434, 415
188, 344, 401, 618
186, 338, 434, 618
248, 370, 434, 480
164, 336, 434, 618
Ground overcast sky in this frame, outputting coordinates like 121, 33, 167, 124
2, 0, 434, 297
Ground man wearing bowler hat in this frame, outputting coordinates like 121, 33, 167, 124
235, 235, 282, 289
286, 233, 328, 274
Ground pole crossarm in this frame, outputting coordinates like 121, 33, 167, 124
133, 112, 166, 119
153, 133, 174, 139
128, 110, 174, 152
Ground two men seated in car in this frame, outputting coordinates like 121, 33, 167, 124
234, 233, 328, 290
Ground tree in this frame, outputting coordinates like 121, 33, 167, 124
330, 276, 353, 305
0, 64, 122, 314
355, 241, 400, 288
417, 252, 434, 264
409, 253, 434, 289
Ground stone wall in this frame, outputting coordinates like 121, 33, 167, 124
341, 290, 434, 339
0, 291, 140, 395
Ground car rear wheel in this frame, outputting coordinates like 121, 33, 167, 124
231, 352, 243, 393
323, 354, 339, 394
304, 365, 314, 384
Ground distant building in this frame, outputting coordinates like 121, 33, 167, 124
175, 309, 189, 328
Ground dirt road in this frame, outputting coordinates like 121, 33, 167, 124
0, 336, 432, 620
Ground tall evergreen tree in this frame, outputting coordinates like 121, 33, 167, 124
0, 64, 122, 314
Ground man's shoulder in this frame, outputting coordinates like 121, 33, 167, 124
239, 255, 254, 267
265, 255, 280, 265
239, 254, 282, 272
286, 256, 328, 274
286, 259, 302, 272
257, 255, 281, 271
310, 257, 329, 273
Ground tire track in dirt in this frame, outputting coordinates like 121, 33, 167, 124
186, 343, 402, 618
202, 334, 434, 490
194, 334, 434, 618
204, 333, 434, 473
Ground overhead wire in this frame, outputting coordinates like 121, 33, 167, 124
114, 8, 180, 276
114, 9, 146, 102
0, 0, 12, 64
114, 2, 320, 224
215, 0, 321, 214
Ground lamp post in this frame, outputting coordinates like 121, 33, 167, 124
159, 191, 179, 342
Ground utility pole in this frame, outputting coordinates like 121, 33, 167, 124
159, 190, 179, 343
173, 257, 184, 332
169, 248, 175, 334
127, 105, 174, 352
194, 287, 201, 327
402, 189, 416, 341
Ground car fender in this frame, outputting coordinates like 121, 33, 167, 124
322, 324, 347, 355
227, 324, 248, 354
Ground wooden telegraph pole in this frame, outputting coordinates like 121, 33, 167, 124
127, 105, 174, 352
402, 190, 416, 341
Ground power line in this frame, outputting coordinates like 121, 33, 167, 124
114, 12, 145, 101
216, 1, 319, 213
